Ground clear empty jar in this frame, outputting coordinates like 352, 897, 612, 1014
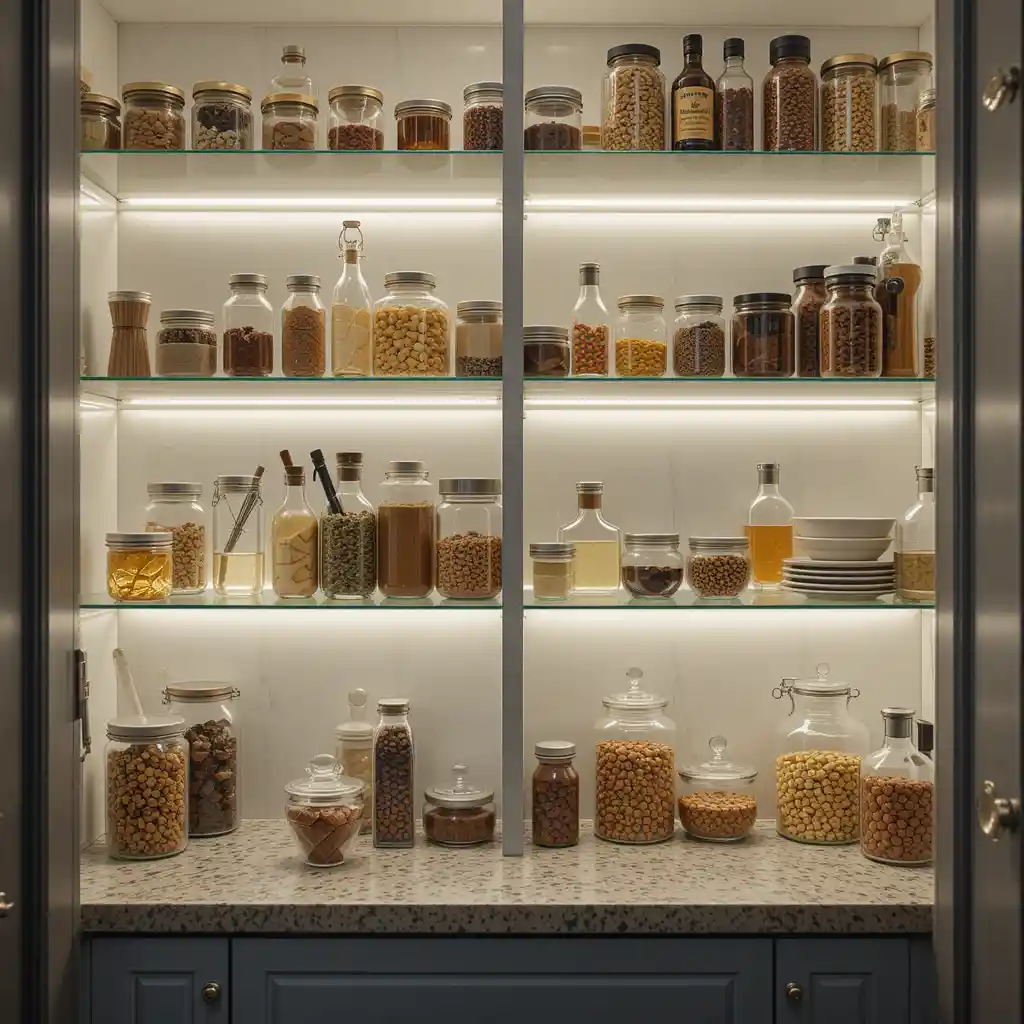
532, 741, 580, 847
212, 474, 265, 597
820, 264, 883, 377
423, 764, 496, 847
223, 274, 274, 377
677, 736, 758, 842
879, 51, 933, 152
672, 295, 726, 377
917, 87, 936, 151
463, 82, 503, 150
122, 82, 185, 149
820, 55, 877, 152
763, 35, 816, 151
262, 93, 318, 150
615, 295, 667, 377
436, 478, 502, 600
395, 99, 452, 150
192, 82, 253, 150
456, 300, 502, 377
81, 93, 121, 149
328, 86, 384, 150
602, 43, 665, 151
156, 309, 217, 377
372, 272, 450, 376
686, 536, 751, 599
106, 532, 173, 602
523, 325, 570, 377
144, 482, 207, 595
530, 542, 575, 601
621, 533, 683, 598
525, 86, 583, 150
732, 293, 795, 378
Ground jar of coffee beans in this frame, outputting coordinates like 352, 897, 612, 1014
532, 741, 579, 848
463, 82, 503, 150
672, 295, 726, 377
423, 764, 496, 847
373, 698, 415, 848
820, 264, 883, 378
677, 736, 758, 842
525, 86, 582, 151
621, 532, 683, 599
792, 267, 827, 377
763, 36, 817, 151
122, 82, 185, 150
732, 293, 795, 377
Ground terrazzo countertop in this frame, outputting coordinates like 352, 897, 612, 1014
81, 820, 933, 935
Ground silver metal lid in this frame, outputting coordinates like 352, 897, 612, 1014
282, 44, 306, 59
917, 466, 934, 482
336, 452, 363, 466
523, 325, 569, 342
618, 294, 665, 309
438, 478, 501, 497
529, 542, 575, 558
784, 662, 853, 697
215, 474, 261, 491
106, 712, 186, 742
535, 740, 576, 760
147, 481, 202, 497
757, 462, 780, 483
377, 698, 410, 714
457, 300, 503, 318
394, 98, 453, 118
106, 531, 172, 547
286, 274, 320, 290
464, 81, 503, 102
678, 735, 757, 783
387, 460, 426, 474
579, 262, 601, 285
160, 309, 215, 324
228, 273, 268, 289
576, 481, 604, 493
688, 536, 749, 549
882, 707, 915, 740
163, 683, 240, 703
674, 294, 723, 311
424, 764, 494, 809
384, 271, 436, 290
824, 264, 877, 280
602, 666, 668, 711
525, 85, 583, 107
624, 532, 680, 547
108, 290, 151, 303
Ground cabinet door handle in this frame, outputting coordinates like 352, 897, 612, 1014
202, 982, 221, 1003
786, 982, 804, 1002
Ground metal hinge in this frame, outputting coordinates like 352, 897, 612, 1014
75, 648, 91, 762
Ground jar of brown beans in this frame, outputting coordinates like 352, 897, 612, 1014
532, 741, 580, 847
763, 35, 817, 151
677, 736, 758, 842
423, 764, 496, 847
821, 54, 878, 152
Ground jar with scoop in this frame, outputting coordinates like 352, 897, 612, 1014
423, 764, 496, 846
212, 468, 265, 597
677, 736, 757, 841
335, 688, 373, 833
331, 221, 373, 377
319, 451, 377, 600
272, 451, 319, 599
285, 754, 365, 867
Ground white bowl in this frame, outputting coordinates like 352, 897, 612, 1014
792, 517, 894, 539
794, 535, 892, 562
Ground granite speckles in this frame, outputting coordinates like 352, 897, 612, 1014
81, 820, 933, 935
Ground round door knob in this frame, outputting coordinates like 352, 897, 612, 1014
978, 780, 1020, 839
786, 982, 804, 1002
202, 983, 221, 1003
984, 67, 1020, 111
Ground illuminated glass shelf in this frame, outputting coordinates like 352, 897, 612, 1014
82, 592, 501, 610
526, 590, 931, 610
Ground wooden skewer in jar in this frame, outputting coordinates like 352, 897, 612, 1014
106, 290, 152, 377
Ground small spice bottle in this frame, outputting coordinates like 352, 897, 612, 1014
395, 99, 452, 150
792, 266, 827, 378
373, 698, 415, 848
281, 274, 326, 377
423, 764, 496, 847
529, 542, 575, 601
532, 741, 580, 848
81, 93, 121, 150
106, 532, 173, 602
463, 82, 503, 151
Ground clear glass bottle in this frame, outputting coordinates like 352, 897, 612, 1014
677, 736, 758, 842
331, 221, 373, 377
672, 295, 726, 377
191, 81, 253, 150
223, 273, 274, 377
717, 38, 754, 150
105, 532, 173, 602
747, 462, 794, 587
878, 51, 933, 152
261, 93, 318, 150
557, 482, 621, 594
272, 465, 319, 599
270, 44, 315, 100
763, 35, 817, 151
455, 300, 503, 377
615, 294, 667, 377
372, 271, 450, 376
602, 43, 665, 151
321, 452, 377, 600
524, 86, 583, 150
212, 473, 265, 597
281, 274, 326, 377
792, 266, 827, 378
162, 683, 240, 837
373, 698, 415, 848
820, 55, 877, 152
571, 263, 611, 376
335, 688, 373, 834
772, 663, 870, 845
896, 466, 935, 602
423, 764, 496, 847
327, 86, 384, 150
285, 754, 365, 868
395, 99, 452, 150
121, 82, 186, 150
436, 479, 502, 600
621, 532, 684, 598
595, 667, 677, 844
463, 82, 503, 151
879, 212, 922, 377
820, 264, 884, 377
671, 34, 717, 150
144, 482, 207, 595
532, 740, 580, 848
378, 460, 435, 599
861, 708, 934, 865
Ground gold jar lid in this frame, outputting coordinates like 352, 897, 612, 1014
193, 81, 252, 101
122, 81, 186, 103
261, 92, 318, 112
82, 93, 121, 116
328, 85, 384, 105
878, 51, 933, 72
820, 53, 878, 75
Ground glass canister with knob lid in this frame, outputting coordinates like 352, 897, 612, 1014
335, 688, 373, 833
772, 663, 870, 845
594, 666, 677, 844
423, 764, 497, 846
677, 736, 758, 841
285, 754, 365, 867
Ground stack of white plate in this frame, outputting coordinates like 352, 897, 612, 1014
782, 558, 895, 599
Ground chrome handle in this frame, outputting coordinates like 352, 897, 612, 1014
202, 983, 221, 1003
978, 780, 1020, 839
0, 892, 14, 917
786, 982, 803, 1002
983, 66, 1020, 111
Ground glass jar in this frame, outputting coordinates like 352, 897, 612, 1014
321, 452, 377, 600
571, 263, 612, 377
582, 124, 602, 151
686, 536, 751, 599
106, 714, 188, 860
717, 38, 754, 151
792, 266, 827, 378
377, 460, 435, 599
463, 82, 503, 151
532, 740, 580, 847
285, 754, 365, 867
602, 44, 665, 151
335, 688, 373, 833
332, 221, 374, 377
558, 482, 621, 594
156, 309, 217, 378
456, 300, 502, 377
395, 98, 452, 150
773, 663, 870, 845
763, 35, 816, 151
879, 51, 933, 153
525, 86, 583, 150
212, 473, 265, 597
523, 325, 570, 377
372, 271, 450, 376
270, 44, 315, 100
192, 82, 253, 150
261, 93, 318, 150
595, 667, 677, 844
122, 82, 186, 150
106, 532, 173, 602
282, 274, 327, 377
223, 273, 275, 377
162, 683, 240, 837
328, 86, 384, 150
677, 736, 758, 842
107, 290, 151, 377
423, 764, 496, 846
732, 293, 795, 378
621, 532, 684, 598
373, 699, 415, 848
530, 542, 576, 602
672, 295, 726, 377
917, 87, 936, 151
615, 295, 667, 377
271, 465, 319, 599
820, 55, 877, 152
861, 708, 934, 865
81, 93, 121, 149
896, 466, 935, 602
144, 482, 207, 595
436, 478, 502, 600
820, 264, 884, 377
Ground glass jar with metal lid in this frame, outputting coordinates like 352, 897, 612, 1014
879, 51, 933, 152
532, 741, 580, 847
262, 93, 318, 150
621, 532, 684, 598
820, 54, 877, 152
223, 273, 274, 377
523, 325, 570, 377
772, 663, 870, 845
792, 266, 827, 377
530, 541, 575, 601
372, 272, 450, 376
686, 536, 751, 600
820, 264, 883, 377
373, 698, 415, 847
281, 274, 327, 377
192, 82, 253, 150
80, 93, 121, 150
106, 532, 173, 602
328, 86, 385, 150
678, 735, 758, 842
436, 478, 502, 600
602, 43, 665, 151
285, 754, 366, 867
616, 295, 667, 377
212, 473, 265, 597
395, 98, 452, 150
122, 82, 185, 149
916, 87, 936, 151
456, 300, 503, 377
732, 293, 795, 377
423, 764, 496, 846
156, 309, 217, 378
144, 482, 207, 594
595, 667, 677, 843
378, 461, 435, 599
525, 86, 583, 150
672, 295, 726, 377
163, 683, 240, 837
463, 82, 503, 150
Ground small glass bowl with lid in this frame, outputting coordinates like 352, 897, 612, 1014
396, 99, 452, 151
423, 764, 496, 846
192, 81, 253, 150
262, 93, 319, 150
525, 86, 583, 150
285, 753, 366, 867
463, 82, 503, 150
686, 536, 751, 600
81, 93, 121, 150
677, 735, 758, 842
621, 532, 684, 598
122, 82, 186, 149
328, 86, 385, 150
523, 325, 570, 377
106, 532, 173, 602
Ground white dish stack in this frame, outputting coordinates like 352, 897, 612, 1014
784, 518, 896, 599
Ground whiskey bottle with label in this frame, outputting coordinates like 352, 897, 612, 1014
671, 34, 718, 150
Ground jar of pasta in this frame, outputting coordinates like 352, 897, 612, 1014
106, 532, 173, 602
615, 295, 667, 377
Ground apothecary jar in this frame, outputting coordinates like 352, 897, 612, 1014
677, 736, 758, 842
284, 754, 365, 868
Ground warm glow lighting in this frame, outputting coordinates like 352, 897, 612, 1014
119, 195, 501, 211
123, 396, 500, 409
525, 397, 920, 409
524, 196, 918, 213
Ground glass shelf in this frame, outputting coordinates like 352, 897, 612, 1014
525, 590, 931, 610
82, 592, 501, 610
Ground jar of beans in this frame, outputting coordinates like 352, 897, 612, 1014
672, 295, 726, 377
763, 36, 816, 151
677, 736, 758, 842
372, 272, 450, 376
436, 478, 502, 600
144, 482, 207, 595
456, 300, 502, 377
328, 86, 384, 150
523, 325, 570, 377
594, 667, 677, 844
261, 93, 319, 150
820, 54, 877, 152
792, 267, 827, 377
615, 295, 667, 377
879, 51, 933, 153
571, 263, 611, 377
122, 82, 185, 150
686, 536, 751, 600
81, 93, 121, 150
423, 764, 496, 847
223, 273, 275, 377
525, 86, 583, 151
773, 663, 870, 845
820, 264, 883, 377
732, 293, 795, 377
621, 532, 683, 599
373, 698, 415, 848
532, 740, 579, 847
192, 82, 253, 150
156, 309, 218, 377
601, 43, 665, 151
463, 82, 503, 150
395, 98, 452, 151
285, 754, 366, 867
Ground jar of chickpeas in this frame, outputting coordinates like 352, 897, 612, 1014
677, 736, 758, 842
615, 295, 667, 377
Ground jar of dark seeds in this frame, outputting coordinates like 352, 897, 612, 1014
373, 699, 415, 848
525, 86, 583, 150
192, 82, 253, 150
524, 325, 570, 377
456, 300, 503, 377
672, 295, 726, 377
532, 741, 580, 848
463, 82, 503, 150
820, 264, 883, 378
321, 452, 377, 600
622, 533, 684, 598
792, 266, 827, 377
423, 764, 496, 847
732, 293, 795, 377
763, 35, 817, 151
687, 537, 751, 600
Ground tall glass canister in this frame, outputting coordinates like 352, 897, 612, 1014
144, 482, 207, 595
212, 473, 265, 597
321, 452, 377, 600
332, 221, 373, 377
373, 698, 415, 848
377, 460, 435, 599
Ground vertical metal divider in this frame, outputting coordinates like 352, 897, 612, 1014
501, 0, 525, 856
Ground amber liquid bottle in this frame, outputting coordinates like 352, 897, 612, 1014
746, 462, 794, 586
672, 34, 718, 150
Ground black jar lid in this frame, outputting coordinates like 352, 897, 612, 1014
733, 292, 792, 306
793, 265, 828, 283
607, 43, 661, 65
723, 37, 745, 59
770, 35, 811, 63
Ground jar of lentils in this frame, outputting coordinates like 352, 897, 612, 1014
463, 82, 503, 150
672, 295, 726, 377
372, 271, 450, 376
677, 736, 758, 842
820, 264, 883, 377
820, 54, 877, 152
156, 309, 218, 377
792, 266, 827, 377
192, 81, 253, 150
80, 93, 121, 150
763, 35, 816, 151
686, 536, 751, 600
532, 740, 580, 848
732, 293, 795, 378
122, 82, 185, 150
395, 99, 452, 150
328, 86, 385, 150
525, 86, 583, 150
879, 51, 933, 152
615, 295, 667, 377
601, 43, 665, 151
262, 93, 318, 150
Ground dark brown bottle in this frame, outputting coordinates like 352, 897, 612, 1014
672, 34, 718, 150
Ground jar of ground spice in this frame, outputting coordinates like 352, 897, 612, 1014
731, 293, 794, 377
373, 698, 415, 848
525, 86, 583, 150
463, 82, 503, 150
81, 93, 121, 150
423, 764, 496, 847
763, 36, 817, 151
532, 741, 579, 847
223, 273, 274, 377
281, 274, 326, 377
328, 86, 385, 150
156, 309, 217, 377
792, 266, 827, 377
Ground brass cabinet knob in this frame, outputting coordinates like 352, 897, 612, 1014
202, 982, 221, 1003
978, 779, 1021, 839
786, 982, 804, 1002
983, 67, 1020, 111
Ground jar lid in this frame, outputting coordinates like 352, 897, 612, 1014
607, 43, 661, 66
283, 44, 305, 58
336, 687, 374, 742
106, 712, 185, 742
464, 82, 503, 103
122, 81, 185, 102
106, 531, 172, 548
286, 274, 320, 290
820, 53, 878, 75
160, 309, 215, 325
378, 697, 410, 714
82, 93, 121, 115
261, 92, 318, 111
674, 294, 723, 311
786, 662, 853, 697
439, 478, 500, 497
328, 85, 384, 104
108, 290, 151, 303
878, 51, 933, 71
769, 35, 811, 63
688, 535, 749, 549
215, 474, 262, 490
163, 682, 240, 703
523, 325, 569, 343
624, 532, 680, 546
617, 294, 664, 310
386, 460, 426, 474
679, 735, 757, 783
525, 86, 583, 107
602, 666, 668, 711
394, 98, 452, 118
576, 481, 603, 493
824, 263, 877, 280
229, 272, 268, 289
384, 270, 436, 290
285, 753, 365, 803
733, 292, 792, 306
192, 81, 251, 100
920, 87, 937, 107
147, 481, 202, 497
793, 265, 828, 283
424, 764, 494, 808
529, 541, 575, 558
457, 300, 503, 318
535, 739, 576, 760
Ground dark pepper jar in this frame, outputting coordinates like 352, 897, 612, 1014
792, 266, 827, 377
731, 293, 795, 377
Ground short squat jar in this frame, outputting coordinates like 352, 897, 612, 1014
122, 82, 185, 149
192, 81, 253, 150
763, 35, 816, 151
686, 536, 751, 600
672, 295, 726, 377
463, 82, 503, 150
328, 86, 384, 150
436, 478, 502, 600
372, 272, 450, 376
677, 736, 758, 842
621, 532, 684, 598
532, 741, 580, 848
223, 273, 274, 377
156, 309, 218, 377
262, 93, 318, 150
396, 99, 452, 150
106, 532, 173, 602
523, 325, 570, 377
144, 482, 207, 595
423, 764, 496, 847
615, 295, 667, 377
530, 542, 575, 601
820, 264, 883, 378
820, 54, 877, 152
525, 86, 583, 150
455, 300, 502, 377
732, 293, 795, 378
81, 93, 121, 149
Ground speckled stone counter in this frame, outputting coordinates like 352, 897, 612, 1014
81, 820, 933, 935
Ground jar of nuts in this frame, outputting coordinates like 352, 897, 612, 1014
820, 55, 878, 153
423, 764, 496, 847
615, 295, 668, 377
860, 708, 933, 865
373, 271, 450, 376
594, 667, 677, 844
144, 482, 207, 595
532, 740, 580, 847
122, 82, 185, 150
677, 736, 758, 842
285, 754, 366, 868
602, 43, 665, 151
192, 82, 253, 150
763, 36, 817, 152
878, 51, 933, 153
686, 536, 751, 600
436, 478, 502, 600
773, 663, 870, 845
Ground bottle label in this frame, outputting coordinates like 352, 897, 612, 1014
674, 86, 714, 142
